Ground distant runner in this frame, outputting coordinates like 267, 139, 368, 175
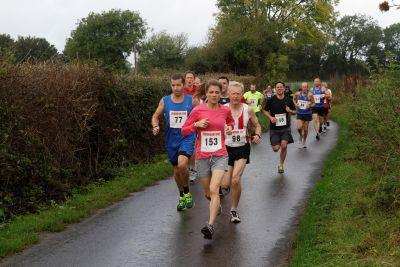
293, 82, 315, 148
263, 82, 296, 173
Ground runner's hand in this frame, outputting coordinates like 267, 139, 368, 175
152, 126, 160, 136
226, 125, 233, 135
196, 118, 208, 129
285, 105, 292, 113
252, 134, 261, 144
270, 117, 277, 123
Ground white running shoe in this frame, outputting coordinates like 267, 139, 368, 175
230, 210, 241, 223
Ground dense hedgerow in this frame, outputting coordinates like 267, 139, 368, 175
0, 63, 168, 219
351, 66, 400, 210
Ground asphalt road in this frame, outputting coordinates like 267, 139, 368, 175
2, 118, 338, 267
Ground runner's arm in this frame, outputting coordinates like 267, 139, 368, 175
181, 109, 198, 136
249, 107, 262, 136
293, 92, 299, 107
151, 98, 164, 135
262, 99, 276, 122
309, 93, 316, 107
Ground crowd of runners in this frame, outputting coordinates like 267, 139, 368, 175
151, 71, 332, 239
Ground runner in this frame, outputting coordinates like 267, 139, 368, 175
322, 82, 332, 131
263, 82, 296, 173
243, 82, 263, 118
182, 79, 234, 239
193, 83, 207, 105
218, 76, 230, 104
184, 71, 198, 177
263, 85, 273, 101
311, 78, 326, 140
221, 81, 261, 223
194, 77, 202, 88
183, 71, 198, 96
151, 74, 196, 211
293, 82, 315, 148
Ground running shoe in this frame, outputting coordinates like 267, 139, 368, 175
322, 125, 327, 133
184, 192, 194, 209
201, 223, 215, 239
230, 210, 241, 223
316, 134, 320, 141
318, 125, 323, 133
303, 143, 307, 148
327, 121, 330, 127
177, 196, 186, 211
278, 164, 284, 173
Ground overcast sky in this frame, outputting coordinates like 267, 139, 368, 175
1, 0, 399, 53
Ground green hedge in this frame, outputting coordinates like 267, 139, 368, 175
351, 67, 400, 211
0, 63, 168, 220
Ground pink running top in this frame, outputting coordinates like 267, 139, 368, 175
182, 103, 234, 159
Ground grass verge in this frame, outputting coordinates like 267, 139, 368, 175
290, 105, 400, 266
0, 157, 172, 260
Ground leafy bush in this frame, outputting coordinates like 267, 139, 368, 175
351, 66, 400, 210
0, 63, 168, 220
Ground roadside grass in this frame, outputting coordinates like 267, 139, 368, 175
0, 157, 172, 260
290, 105, 400, 266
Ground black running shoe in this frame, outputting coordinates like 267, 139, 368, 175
327, 121, 330, 127
230, 210, 241, 223
316, 134, 320, 141
318, 126, 322, 133
201, 223, 214, 239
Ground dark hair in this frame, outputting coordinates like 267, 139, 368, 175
218, 76, 229, 83
171, 74, 185, 84
274, 81, 285, 87
185, 71, 196, 78
194, 82, 207, 99
206, 79, 222, 92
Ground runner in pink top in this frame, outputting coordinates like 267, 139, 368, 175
181, 79, 234, 240
181, 103, 234, 159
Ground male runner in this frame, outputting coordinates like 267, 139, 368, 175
311, 78, 326, 140
322, 82, 332, 131
263, 82, 296, 173
243, 83, 263, 117
221, 81, 261, 223
293, 82, 315, 148
218, 76, 230, 104
183, 71, 198, 96
152, 74, 196, 211
194, 77, 202, 88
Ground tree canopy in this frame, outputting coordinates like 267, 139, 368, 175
64, 9, 147, 72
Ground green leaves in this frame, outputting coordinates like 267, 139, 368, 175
64, 9, 147, 73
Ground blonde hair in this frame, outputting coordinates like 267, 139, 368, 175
228, 81, 244, 93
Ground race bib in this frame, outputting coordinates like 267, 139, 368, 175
169, 111, 187, 128
275, 113, 287, 127
226, 129, 246, 147
298, 100, 309, 110
247, 99, 257, 106
201, 131, 222, 153
314, 95, 322, 104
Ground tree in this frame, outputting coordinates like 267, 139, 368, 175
14, 36, 58, 63
383, 23, 400, 62
64, 9, 147, 72
205, 0, 337, 80
322, 15, 383, 77
138, 31, 188, 74
0, 34, 15, 63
